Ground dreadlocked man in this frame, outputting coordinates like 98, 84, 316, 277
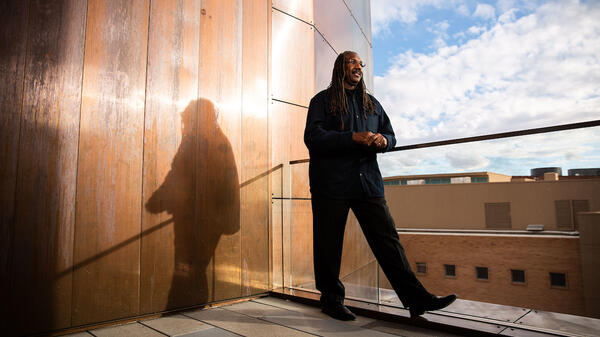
304, 51, 457, 321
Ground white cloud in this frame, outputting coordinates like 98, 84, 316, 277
371, 0, 468, 36
473, 3, 496, 20
446, 151, 490, 170
467, 25, 485, 35
374, 1, 600, 175
379, 128, 600, 176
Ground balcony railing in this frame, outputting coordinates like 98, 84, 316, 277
272, 119, 600, 336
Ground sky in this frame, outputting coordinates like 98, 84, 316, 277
369, 0, 600, 177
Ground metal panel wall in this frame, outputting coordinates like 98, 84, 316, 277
7, 1, 86, 334
72, 0, 150, 325
272, 0, 313, 24
141, 0, 202, 313
198, 0, 243, 303
1, 0, 272, 334
0, 0, 29, 329
241, 0, 270, 296
314, 0, 373, 89
270, 0, 376, 304
271, 9, 315, 107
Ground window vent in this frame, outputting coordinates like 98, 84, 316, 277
476, 267, 489, 280
550, 272, 567, 288
485, 202, 511, 228
511, 269, 526, 283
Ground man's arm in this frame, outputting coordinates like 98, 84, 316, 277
304, 94, 358, 154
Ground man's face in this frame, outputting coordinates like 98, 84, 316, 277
343, 53, 363, 89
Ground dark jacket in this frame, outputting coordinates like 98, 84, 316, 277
304, 88, 396, 199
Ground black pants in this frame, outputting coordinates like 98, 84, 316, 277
311, 195, 431, 307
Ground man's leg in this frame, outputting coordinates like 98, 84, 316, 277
350, 198, 432, 308
311, 195, 350, 305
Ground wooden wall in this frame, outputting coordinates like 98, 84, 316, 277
0, 0, 269, 335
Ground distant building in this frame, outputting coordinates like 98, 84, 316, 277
382, 173, 600, 317
383, 172, 511, 186
569, 168, 600, 176
531, 167, 563, 177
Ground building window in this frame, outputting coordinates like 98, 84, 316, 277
485, 202, 511, 228
476, 267, 489, 280
416, 262, 427, 274
550, 272, 567, 288
511, 269, 526, 284
444, 264, 456, 277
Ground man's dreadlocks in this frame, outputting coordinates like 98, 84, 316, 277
327, 51, 375, 129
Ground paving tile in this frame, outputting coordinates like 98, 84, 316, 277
253, 296, 376, 327
62, 332, 94, 337
141, 314, 212, 336
516, 310, 600, 336
499, 326, 559, 337
441, 299, 529, 323
90, 322, 165, 337
183, 307, 313, 337
224, 300, 396, 336
177, 326, 241, 337
378, 289, 528, 324
361, 319, 463, 337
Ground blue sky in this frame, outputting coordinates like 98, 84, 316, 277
369, 0, 600, 176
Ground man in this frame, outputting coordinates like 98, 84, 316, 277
304, 51, 456, 321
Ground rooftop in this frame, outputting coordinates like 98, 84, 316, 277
60, 290, 600, 337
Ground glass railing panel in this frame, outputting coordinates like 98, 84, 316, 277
280, 124, 599, 320
379, 126, 599, 318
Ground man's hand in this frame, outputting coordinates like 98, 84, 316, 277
371, 133, 387, 149
352, 132, 387, 149
352, 131, 375, 145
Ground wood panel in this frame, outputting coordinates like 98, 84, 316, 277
241, 0, 269, 296
199, 0, 243, 302
8, 1, 87, 334
140, 0, 201, 314
0, 1, 29, 322
72, 0, 150, 325
271, 9, 315, 106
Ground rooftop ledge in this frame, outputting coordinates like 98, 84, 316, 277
272, 287, 600, 337
396, 228, 579, 237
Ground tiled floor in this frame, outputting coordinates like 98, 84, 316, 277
65, 297, 462, 337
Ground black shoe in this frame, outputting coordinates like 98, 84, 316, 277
409, 294, 457, 318
322, 302, 356, 321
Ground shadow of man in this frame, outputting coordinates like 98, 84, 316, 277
146, 98, 240, 309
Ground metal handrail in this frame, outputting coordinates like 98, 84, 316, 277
290, 119, 600, 165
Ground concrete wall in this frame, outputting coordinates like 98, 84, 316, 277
385, 179, 600, 230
